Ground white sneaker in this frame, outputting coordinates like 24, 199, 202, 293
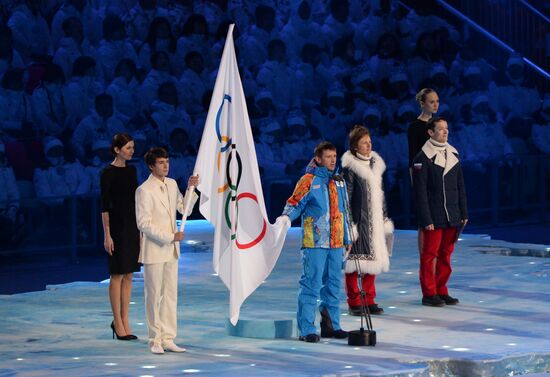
150, 342, 164, 354
162, 341, 186, 353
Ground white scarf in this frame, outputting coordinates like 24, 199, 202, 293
421, 138, 459, 176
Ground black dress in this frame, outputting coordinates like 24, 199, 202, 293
100, 164, 141, 275
407, 118, 429, 167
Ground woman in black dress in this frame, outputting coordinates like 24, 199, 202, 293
407, 89, 439, 264
101, 133, 140, 340
408, 88, 440, 171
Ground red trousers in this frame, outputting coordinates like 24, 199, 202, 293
419, 227, 458, 297
345, 272, 376, 306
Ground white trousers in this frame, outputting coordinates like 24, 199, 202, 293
143, 257, 179, 344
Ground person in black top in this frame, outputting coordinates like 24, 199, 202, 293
100, 133, 141, 340
408, 88, 439, 169
412, 117, 468, 307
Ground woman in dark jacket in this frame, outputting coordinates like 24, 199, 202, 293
342, 125, 394, 315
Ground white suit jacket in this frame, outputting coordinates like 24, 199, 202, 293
136, 174, 198, 264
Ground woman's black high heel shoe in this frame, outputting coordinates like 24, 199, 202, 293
111, 321, 133, 341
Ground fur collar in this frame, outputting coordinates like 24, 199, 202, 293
421, 139, 459, 176
341, 150, 386, 180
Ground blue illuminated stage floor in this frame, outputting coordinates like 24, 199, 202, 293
1, 220, 550, 376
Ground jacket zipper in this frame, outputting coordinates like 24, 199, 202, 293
442, 173, 450, 221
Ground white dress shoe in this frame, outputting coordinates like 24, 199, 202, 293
150, 342, 164, 354
162, 341, 186, 353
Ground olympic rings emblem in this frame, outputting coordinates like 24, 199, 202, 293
224, 192, 267, 249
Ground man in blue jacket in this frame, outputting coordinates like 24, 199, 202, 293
412, 117, 468, 307
279, 141, 352, 342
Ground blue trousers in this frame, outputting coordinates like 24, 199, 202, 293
297, 247, 343, 336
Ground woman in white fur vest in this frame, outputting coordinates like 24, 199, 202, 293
341, 125, 394, 315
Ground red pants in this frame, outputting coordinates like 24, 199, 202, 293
419, 227, 458, 297
345, 272, 376, 306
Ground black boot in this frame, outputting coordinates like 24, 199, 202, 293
320, 308, 348, 338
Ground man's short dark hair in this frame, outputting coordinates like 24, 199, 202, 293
314, 141, 337, 158
427, 116, 447, 131
144, 147, 169, 170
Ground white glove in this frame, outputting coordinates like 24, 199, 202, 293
275, 215, 291, 229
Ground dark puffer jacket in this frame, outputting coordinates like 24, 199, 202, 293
412, 142, 468, 228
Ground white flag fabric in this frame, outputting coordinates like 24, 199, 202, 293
194, 24, 290, 325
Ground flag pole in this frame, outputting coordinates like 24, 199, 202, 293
179, 173, 198, 233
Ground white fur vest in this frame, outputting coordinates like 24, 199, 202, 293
341, 150, 393, 275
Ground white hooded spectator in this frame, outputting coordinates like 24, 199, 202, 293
355, 0, 397, 55
33, 137, 91, 202
51, 0, 102, 49
71, 94, 126, 161
53, 16, 97, 80
312, 87, 352, 149
402, 5, 459, 44
489, 54, 541, 118
175, 14, 211, 73
0, 141, 19, 222
449, 43, 493, 88
368, 33, 404, 85
280, 0, 323, 63
426, 63, 457, 101
295, 43, 331, 110
167, 127, 196, 188
63, 56, 104, 128
322, 0, 356, 51
383, 72, 415, 116
124, 0, 168, 45
96, 14, 138, 82
106, 58, 140, 121
239, 5, 280, 69
139, 50, 182, 111
257, 39, 298, 113
84, 138, 111, 193
531, 97, 550, 155
150, 81, 192, 145
0, 26, 26, 78
0, 69, 31, 136
463, 94, 512, 162
281, 113, 319, 169
137, 16, 178, 73
30, 64, 67, 137
193, 0, 225, 37
228, 0, 253, 34
407, 32, 444, 90
254, 119, 286, 176
7, 0, 51, 61
180, 51, 211, 118
329, 36, 357, 81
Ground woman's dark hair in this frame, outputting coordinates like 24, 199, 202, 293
144, 147, 169, 169
348, 125, 371, 156
415, 88, 437, 105
111, 133, 134, 155
144, 17, 176, 52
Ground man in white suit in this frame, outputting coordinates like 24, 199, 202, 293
136, 147, 199, 354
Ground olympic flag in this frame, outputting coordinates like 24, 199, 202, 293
194, 24, 290, 325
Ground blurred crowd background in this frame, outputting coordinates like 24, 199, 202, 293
0, 0, 548, 256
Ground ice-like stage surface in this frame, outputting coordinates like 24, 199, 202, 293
1, 220, 550, 376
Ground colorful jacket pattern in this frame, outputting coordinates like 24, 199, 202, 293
283, 159, 351, 249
